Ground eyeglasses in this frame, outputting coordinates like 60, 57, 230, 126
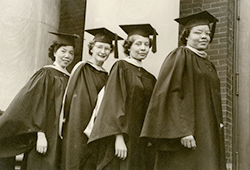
94, 45, 112, 52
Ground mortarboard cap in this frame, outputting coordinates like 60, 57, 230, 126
175, 11, 218, 42
48, 31, 80, 47
85, 27, 123, 58
119, 24, 158, 53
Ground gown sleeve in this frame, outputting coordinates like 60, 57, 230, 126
88, 61, 128, 143
141, 47, 196, 140
0, 68, 54, 157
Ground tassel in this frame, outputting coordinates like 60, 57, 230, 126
114, 34, 119, 58
152, 28, 157, 53
210, 21, 216, 43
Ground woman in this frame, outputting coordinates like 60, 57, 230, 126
60, 27, 122, 170
88, 24, 158, 170
0, 31, 79, 170
140, 11, 226, 170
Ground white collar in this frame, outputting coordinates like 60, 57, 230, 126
44, 64, 70, 76
185, 45, 208, 59
123, 57, 143, 67
47, 62, 70, 76
86, 60, 107, 72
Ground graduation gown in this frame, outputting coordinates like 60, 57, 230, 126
88, 60, 156, 170
0, 66, 69, 170
60, 61, 108, 170
140, 47, 226, 170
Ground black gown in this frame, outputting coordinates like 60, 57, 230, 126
88, 60, 156, 170
140, 47, 226, 170
60, 61, 108, 170
0, 66, 69, 170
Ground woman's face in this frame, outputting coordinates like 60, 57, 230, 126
129, 35, 150, 61
54, 45, 74, 68
186, 25, 211, 51
91, 42, 111, 63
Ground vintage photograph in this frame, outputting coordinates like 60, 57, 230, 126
0, 0, 247, 170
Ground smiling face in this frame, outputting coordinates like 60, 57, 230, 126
186, 25, 211, 51
54, 45, 74, 68
91, 41, 112, 64
129, 35, 150, 61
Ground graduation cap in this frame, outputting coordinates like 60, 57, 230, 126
174, 11, 218, 42
85, 27, 123, 58
48, 31, 80, 47
119, 23, 158, 53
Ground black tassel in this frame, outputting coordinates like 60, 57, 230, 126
114, 34, 118, 58
210, 21, 216, 43
152, 28, 157, 53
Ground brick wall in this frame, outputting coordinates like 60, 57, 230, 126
179, 0, 235, 169
59, 0, 87, 72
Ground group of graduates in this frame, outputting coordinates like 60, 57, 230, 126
0, 11, 226, 170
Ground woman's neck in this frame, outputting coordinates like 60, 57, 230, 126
53, 62, 67, 71
87, 58, 107, 72
50, 62, 70, 75
87, 58, 104, 67
123, 57, 142, 67
185, 45, 207, 58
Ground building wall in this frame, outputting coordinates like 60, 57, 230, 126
59, 0, 87, 72
237, 0, 250, 169
0, 0, 61, 110
179, 0, 234, 169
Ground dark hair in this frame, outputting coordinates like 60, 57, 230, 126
179, 24, 211, 46
122, 35, 152, 56
48, 41, 74, 61
87, 40, 114, 55
179, 27, 191, 46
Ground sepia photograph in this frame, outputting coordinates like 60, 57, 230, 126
0, 0, 247, 170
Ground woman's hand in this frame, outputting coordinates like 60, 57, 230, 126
36, 132, 48, 154
181, 135, 196, 149
115, 134, 127, 160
